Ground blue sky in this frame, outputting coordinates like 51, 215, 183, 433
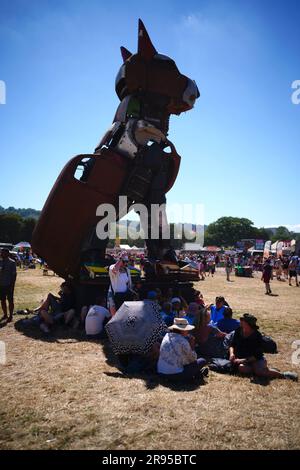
0, 0, 299, 229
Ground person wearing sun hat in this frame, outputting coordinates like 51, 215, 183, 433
228, 313, 298, 381
157, 317, 208, 382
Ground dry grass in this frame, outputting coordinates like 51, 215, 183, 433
0, 268, 299, 450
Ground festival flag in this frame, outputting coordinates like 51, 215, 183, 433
264, 240, 272, 258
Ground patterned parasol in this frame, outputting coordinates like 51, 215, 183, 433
105, 300, 167, 355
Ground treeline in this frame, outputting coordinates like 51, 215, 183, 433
0, 213, 37, 244
0, 207, 298, 248
0, 205, 40, 219
204, 217, 299, 247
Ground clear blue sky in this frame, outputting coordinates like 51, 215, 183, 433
0, 0, 299, 229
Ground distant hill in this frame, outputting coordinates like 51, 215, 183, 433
264, 227, 278, 235
0, 206, 41, 219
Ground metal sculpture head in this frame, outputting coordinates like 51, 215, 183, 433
115, 19, 200, 116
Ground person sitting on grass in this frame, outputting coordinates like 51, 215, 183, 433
228, 313, 298, 381
193, 308, 227, 360
184, 302, 200, 325
160, 301, 175, 327
85, 296, 111, 338
35, 282, 76, 334
133, 279, 145, 300
209, 296, 230, 326
171, 296, 187, 318
157, 318, 208, 383
146, 290, 159, 303
192, 289, 205, 307
216, 307, 240, 334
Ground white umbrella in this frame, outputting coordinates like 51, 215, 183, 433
105, 301, 167, 355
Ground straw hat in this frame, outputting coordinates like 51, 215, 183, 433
169, 318, 195, 332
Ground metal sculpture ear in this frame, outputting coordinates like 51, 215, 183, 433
138, 19, 157, 59
120, 46, 132, 62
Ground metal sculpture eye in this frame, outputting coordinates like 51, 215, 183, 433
115, 63, 127, 98
182, 79, 200, 108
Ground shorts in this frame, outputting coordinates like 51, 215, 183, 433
289, 270, 297, 278
0, 285, 14, 302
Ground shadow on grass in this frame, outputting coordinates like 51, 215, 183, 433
13, 317, 207, 392
101, 340, 206, 392
250, 376, 271, 386
103, 370, 206, 392
14, 317, 90, 344
0, 318, 9, 329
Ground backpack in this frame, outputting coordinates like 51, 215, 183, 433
209, 358, 237, 374
262, 335, 278, 354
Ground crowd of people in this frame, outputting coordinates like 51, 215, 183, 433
0, 247, 298, 384
180, 251, 300, 280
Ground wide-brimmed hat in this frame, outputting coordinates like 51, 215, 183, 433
240, 313, 259, 330
169, 318, 195, 332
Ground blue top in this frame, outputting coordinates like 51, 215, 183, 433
217, 318, 240, 334
210, 305, 226, 326
161, 311, 176, 327
184, 314, 196, 325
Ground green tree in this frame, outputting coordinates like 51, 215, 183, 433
271, 226, 291, 242
204, 217, 257, 247
254, 227, 273, 240
0, 214, 23, 244
20, 218, 37, 243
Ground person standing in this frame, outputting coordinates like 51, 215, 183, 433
0, 248, 17, 322
225, 256, 233, 282
274, 258, 283, 281
207, 254, 215, 277
282, 256, 289, 279
108, 252, 133, 314
261, 258, 273, 295
288, 256, 299, 287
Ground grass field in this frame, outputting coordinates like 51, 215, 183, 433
0, 267, 299, 450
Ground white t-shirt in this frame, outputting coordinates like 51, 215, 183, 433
85, 305, 111, 335
109, 265, 131, 293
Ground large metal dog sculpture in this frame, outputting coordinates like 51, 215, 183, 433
32, 20, 200, 280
